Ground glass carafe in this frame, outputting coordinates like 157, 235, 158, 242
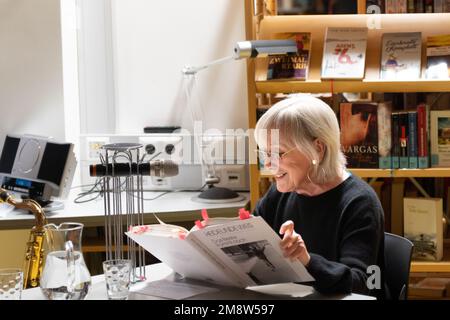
40, 222, 91, 300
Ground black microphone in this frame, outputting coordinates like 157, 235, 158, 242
89, 159, 179, 178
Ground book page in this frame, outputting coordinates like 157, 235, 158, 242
190, 216, 314, 287
126, 229, 241, 287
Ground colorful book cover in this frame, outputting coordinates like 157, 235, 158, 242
430, 110, 450, 167
426, 34, 450, 79
404, 197, 443, 261
340, 102, 378, 168
267, 32, 311, 81
321, 27, 368, 79
378, 101, 393, 169
380, 32, 422, 80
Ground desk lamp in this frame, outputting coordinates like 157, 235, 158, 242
182, 40, 297, 203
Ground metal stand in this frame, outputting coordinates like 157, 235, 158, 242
99, 143, 146, 283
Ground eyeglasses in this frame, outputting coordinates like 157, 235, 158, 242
256, 147, 296, 162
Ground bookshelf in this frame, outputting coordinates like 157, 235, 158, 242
244, 0, 450, 275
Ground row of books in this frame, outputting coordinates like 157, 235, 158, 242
267, 29, 450, 81
367, 0, 450, 13
340, 101, 450, 169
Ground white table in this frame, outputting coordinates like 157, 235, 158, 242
22, 263, 375, 300
0, 189, 250, 229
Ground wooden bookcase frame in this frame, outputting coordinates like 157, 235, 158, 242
244, 0, 450, 274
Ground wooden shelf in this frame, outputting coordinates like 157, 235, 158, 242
256, 79, 450, 94
411, 241, 450, 273
411, 261, 450, 273
254, 13, 450, 94
350, 168, 450, 178
259, 168, 450, 179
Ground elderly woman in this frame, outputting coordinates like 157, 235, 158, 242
253, 95, 386, 299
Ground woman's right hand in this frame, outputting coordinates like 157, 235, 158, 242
279, 220, 310, 267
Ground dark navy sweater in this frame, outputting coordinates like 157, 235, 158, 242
253, 173, 386, 299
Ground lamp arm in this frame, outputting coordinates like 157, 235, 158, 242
182, 55, 236, 75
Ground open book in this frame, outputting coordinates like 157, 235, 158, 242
126, 209, 314, 288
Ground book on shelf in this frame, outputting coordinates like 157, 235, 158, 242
408, 111, 418, 168
414, 0, 425, 12
378, 101, 393, 169
391, 112, 401, 169
321, 27, 368, 80
417, 103, 430, 168
398, 111, 410, 168
379, 32, 422, 80
426, 34, 450, 79
385, 0, 408, 13
404, 197, 443, 261
430, 110, 450, 167
340, 102, 378, 168
424, 0, 434, 12
126, 210, 314, 288
267, 32, 311, 81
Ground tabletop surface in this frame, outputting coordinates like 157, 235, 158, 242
21, 263, 376, 301
0, 189, 250, 229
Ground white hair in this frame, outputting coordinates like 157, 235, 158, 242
254, 94, 346, 184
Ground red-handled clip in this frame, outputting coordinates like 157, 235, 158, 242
238, 208, 251, 220
195, 220, 205, 229
201, 208, 209, 222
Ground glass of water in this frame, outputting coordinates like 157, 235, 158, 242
103, 259, 132, 300
0, 268, 23, 300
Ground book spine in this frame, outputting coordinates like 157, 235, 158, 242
408, 0, 416, 11
399, 112, 409, 168
378, 102, 393, 169
434, 0, 444, 11
417, 104, 430, 168
446, 0, 450, 12
385, 0, 397, 12
424, 0, 434, 12
408, 111, 418, 168
415, 0, 425, 11
391, 112, 400, 168
397, 0, 408, 12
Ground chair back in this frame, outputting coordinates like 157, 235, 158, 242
384, 232, 414, 300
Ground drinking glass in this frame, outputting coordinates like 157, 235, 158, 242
0, 268, 23, 300
103, 259, 132, 300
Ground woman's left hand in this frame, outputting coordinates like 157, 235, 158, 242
279, 220, 311, 266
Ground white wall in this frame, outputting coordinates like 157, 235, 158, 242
110, 0, 249, 134
0, 0, 66, 151
77, 0, 116, 134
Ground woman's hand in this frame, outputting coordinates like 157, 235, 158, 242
279, 220, 310, 266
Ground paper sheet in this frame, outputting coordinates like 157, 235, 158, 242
130, 279, 220, 300
246, 282, 315, 298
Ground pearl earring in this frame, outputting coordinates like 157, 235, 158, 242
312, 159, 318, 166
